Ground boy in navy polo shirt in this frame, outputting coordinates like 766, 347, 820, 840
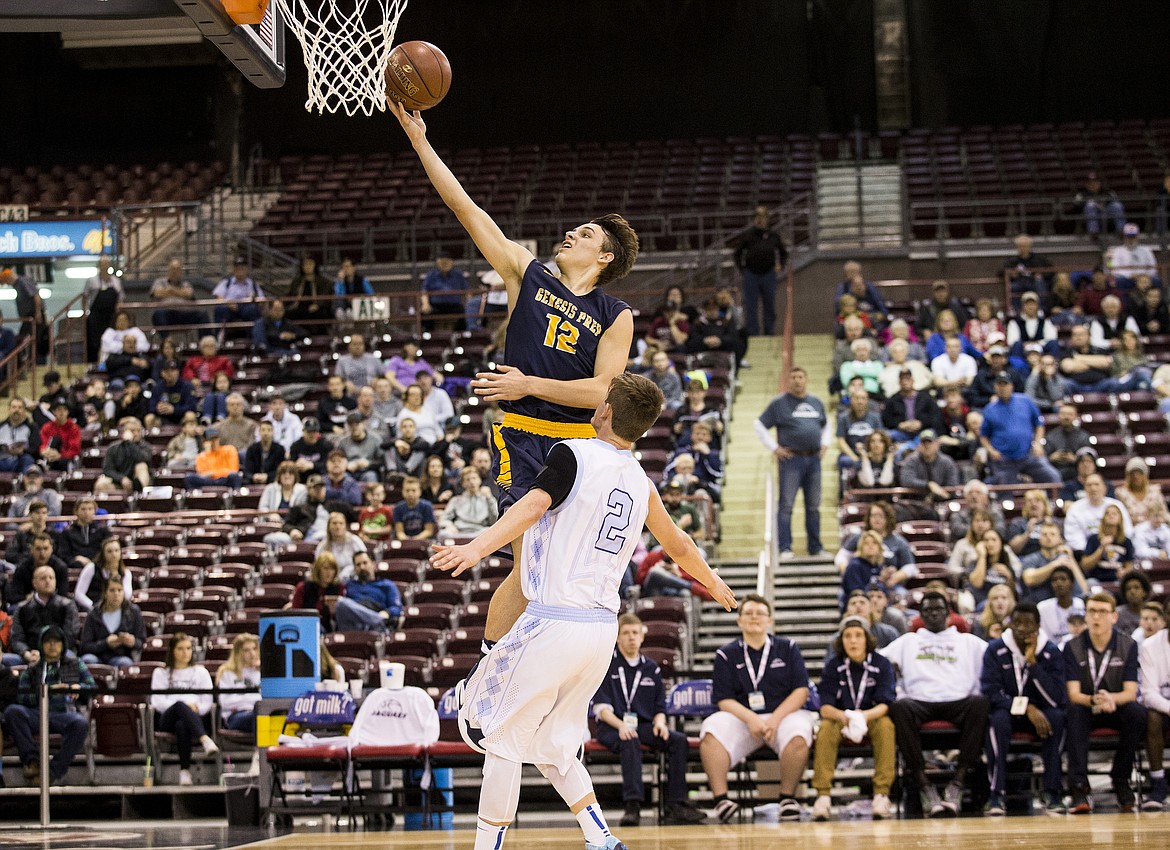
392, 476, 436, 541
700, 593, 814, 822
593, 614, 706, 827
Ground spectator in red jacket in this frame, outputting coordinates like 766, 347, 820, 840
39, 398, 81, 471
181, 336, 236, 390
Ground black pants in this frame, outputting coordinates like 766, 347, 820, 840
1066, 702, 1147, 790
156, 703, 209, 769
889, 696, 990, 778
594, 722, 690, 804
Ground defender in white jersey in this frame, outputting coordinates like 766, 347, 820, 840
431, 374, 736, 850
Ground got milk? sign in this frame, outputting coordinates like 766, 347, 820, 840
0, 220, 115, 259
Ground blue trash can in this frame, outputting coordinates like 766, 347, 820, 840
259, 610, 321, 698
402, 767, 454, 830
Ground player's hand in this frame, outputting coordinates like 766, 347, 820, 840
390, 101, 427, 144
473, 365, 531, 402
430, 543, 479, 577
618, 724, 638, 741
707, 576, 737, 612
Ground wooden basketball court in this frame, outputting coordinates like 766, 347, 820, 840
232, 814, 1170, 850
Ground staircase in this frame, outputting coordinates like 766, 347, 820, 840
815, 162, 904, 247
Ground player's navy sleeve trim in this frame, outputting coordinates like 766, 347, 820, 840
532, 441, 578, 510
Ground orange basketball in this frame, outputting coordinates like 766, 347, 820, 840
384, 40, 452, 111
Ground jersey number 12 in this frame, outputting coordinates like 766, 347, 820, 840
595, 488, 634, 554
543, 313, 579, 354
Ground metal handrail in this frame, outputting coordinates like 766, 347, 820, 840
756, 470, 777, 610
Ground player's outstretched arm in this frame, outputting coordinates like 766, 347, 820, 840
390, 102, 533, 287
644, 481, 737, 612
429, 487, 553, 576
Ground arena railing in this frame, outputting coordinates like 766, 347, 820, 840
0, 330, 34, 397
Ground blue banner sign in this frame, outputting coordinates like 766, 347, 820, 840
0, 220, 115, 258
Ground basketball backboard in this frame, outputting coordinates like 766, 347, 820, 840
172, 0, 286, 88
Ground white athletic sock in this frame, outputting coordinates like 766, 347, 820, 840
474, 819, 508, 850
576, 804, 611, 846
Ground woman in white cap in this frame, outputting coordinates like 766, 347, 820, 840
1117, 456, 1165, 525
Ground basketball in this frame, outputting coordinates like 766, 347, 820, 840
384, 40, 451, 111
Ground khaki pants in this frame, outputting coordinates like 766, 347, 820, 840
811, 714, 896, 796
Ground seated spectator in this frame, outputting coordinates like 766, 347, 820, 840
212, 256, 265, 328
393, 476, 435, 542
1063, 473, 1133, 553
8, 467, 62, 519
685, 297, 745, 365
383, 340, 433, 396
147, 360, 196, 428
1075, 172, 1125, 237
289, 417, 328, 481
418, 455, 455, 506
384, 418, 428, 479
164, 412, 202, 470
7, 532, 68, 610
150, 633, 219, 785
646, 480, 705, 547
812, 614, 897, 822
879, 340, 931, 398
73, 537, 132, 613
1007, 291, 1057, 356
1007, 490, 1057, 558
980, 374, 1060, 486
183, 336, 236, 392
370, 377, 404, 430
98, 310, 148, 365
336, 412, 382, 484
467, 447, 498, 499
908, 580, 971, 632
1134, 505, 1170, 559
949, 479, 1007, 540
395, 384, 441, 446
4, 624, 94, 785
836, 385, 881, 473
1024, 351, 1067, 414
79, 578, 145, 667
317, 374, 358, 437
700, 594, 813, 823
149, 338, 183, 385
252, 299, 305, 354
1064, 592, 1145, 813
975, 583, 1017, 640
949, 508, 996, 577
215, 393, 258, 456
419, 252, 467, 326
1020, 521, 1088, 601
1002, 235, 1054, 298
319, 642, 346, 684
333, 256, 374, 320
112, 376, 150, 425
1117, 457, 1165, 526
199, 371, 232, 424
839, 338, 883, 398
323, 450, 363, 507
1130, 285, 1170, 336
1134, 602, 1166, 646
357, 482, 395, 543
0, 397, 39, 474
184, 427, 241, 490
855, 430, 896, 489
287, 254, 332, 325
642, 349, 683, 412
1090, 294, 1140, 350
335, 333, 385, 392
967, 528, 1021, 612
95, 417, 152, 494
963, 298, 1005, 355
593, 613, 707, 827
4, 501, 57, 572
335, 550, 401, 632
880, 318, 926, 361
1139, 618, 1170, 810
1110, 328, 1152, 391
643, 298, 691, 355
898, 429, 960, 501
839, 590, 900, 647
869, 584, 908, 635
880, 592, 989, 816
672, 381, 721, 446
1079, 264, 1120, 319
916, 281, 971, 341
1038, 565, 1088, 646
1059, 323, 1116, 393
439, 467, 498, 537
967, 343, 1023, 409
1045, 403, 1091, 481
931, 336, 978, 393
316, 511, 366, 579
1059, 447, 1113, 502
936, 386, 975, 460
880, 368, 941, 443
664, 435, 722, 502
925, 310, 980, 362
265, 474, 331, 548
981, 601, 1068, 815
636, 549, 708, 599
150, 258, 206, 332
1116, 572, 1153, 636
263, 393, 304, 453
836, 261, 888, 321
58, 497, 110, 572
33, 401, 76, 474
10, 565, 79, 664
216, 634, 260, 735
831, 316, 868, 393
103, 334, 152, 384
291, 553, 344, 633
259, 461, 306, 522
841, 531, 911, 606
1109, 222, 1159, 283
834, 501, 915, 576
243, 420, 285, 486
416, 370, 453, 429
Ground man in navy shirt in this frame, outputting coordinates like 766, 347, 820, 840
699, 593, 813, 823
592, 614, 705, 827
981, 602, 1068, 815
420, 252, 468, 327
392, 477, 436, 541
979, 373, 1060, 486
1063, 592, 1146, 813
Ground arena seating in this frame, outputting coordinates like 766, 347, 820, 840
0, 160, 228, 210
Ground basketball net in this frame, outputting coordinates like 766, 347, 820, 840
273, 0, 411, 116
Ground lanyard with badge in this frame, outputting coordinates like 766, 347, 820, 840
844, 655, 870, 710
1010, 653, 1031, 715
1087, 647, 1112, 694
744, 637, 771, 712
618, 663, 642, 729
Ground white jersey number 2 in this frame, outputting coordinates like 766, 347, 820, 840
594, 488, 634, 554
